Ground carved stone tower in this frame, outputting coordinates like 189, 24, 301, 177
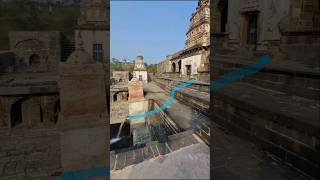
185, 0, 210, 49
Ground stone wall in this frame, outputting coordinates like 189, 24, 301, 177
211, 88, 320, 179
111, 101, 129, 124
0, 95, 60, 129
112, 71, 129, 83
75, 30, 109, 63
211, 2, 319, 175
8, 31, 61, 73
0, 52, 14, 74
0, 128, 61, 179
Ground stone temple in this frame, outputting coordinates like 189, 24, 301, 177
133, 53, 148, 83
157, 0, 210, 83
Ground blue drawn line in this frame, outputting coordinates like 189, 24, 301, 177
128, 54, 270, 120
211, 54, 270, 92
127, 79, 196, 119
60, 166, 109, 180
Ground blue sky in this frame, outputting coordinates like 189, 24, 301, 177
110, 1, 198, 64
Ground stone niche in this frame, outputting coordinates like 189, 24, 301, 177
58, 47, 108, 172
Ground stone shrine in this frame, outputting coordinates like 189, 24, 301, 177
133, 53, 148, 83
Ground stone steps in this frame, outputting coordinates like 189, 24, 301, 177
213, 54, 320, 100
110, 141, 171, 171
110, 130, 205, 171
167, 130, 203, 151
212, 81, 320, 179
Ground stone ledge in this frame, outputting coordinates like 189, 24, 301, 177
0, 85, 59, 96
214, 54, 320, 76
214, 82, 320, 135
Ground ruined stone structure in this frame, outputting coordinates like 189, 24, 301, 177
211, 0, 320, 178
0, 0, 109, 178
0, 31, 62, 178
8, 31, 61, 73
75, 0, 109, 64
133, 53, 148, 83
157, 0, 210, 83
112, 71, 129, 84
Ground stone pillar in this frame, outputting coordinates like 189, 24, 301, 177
58, 45, 108, 177
128, 78, 151, 146
198, 50, 210, 83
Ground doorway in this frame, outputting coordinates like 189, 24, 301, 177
219, 0, 228, 32
246, 12, 258, 48
186, 65, 191, 79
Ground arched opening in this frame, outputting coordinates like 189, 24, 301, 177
178, 60, 181, 72
172, 63, 176, 72
10, 98, 27, 127
29, 54, 41, 66
113, 93, 117, 102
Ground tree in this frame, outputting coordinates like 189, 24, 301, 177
147, 64, 157, 73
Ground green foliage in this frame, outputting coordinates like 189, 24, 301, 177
110, 58, 158, 75
0, 1, 79, 49
147, 64, 157, 73
110, 58, 134, 76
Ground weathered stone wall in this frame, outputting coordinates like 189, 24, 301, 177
211, 53, 320, 179
0, 52, 15, 74
211, 2, 319, 176
156, 58, 171, 74
112, 71, 129, 83
111, 101, 129, 124
0, 95, 60, 128
8, 31, 61, 73
0, 128, 61, 179
75, 30, 109, 63
211, 90, 320, 179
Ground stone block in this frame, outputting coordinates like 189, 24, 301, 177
128, 80, 144, 102
60, 126, 107, 171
